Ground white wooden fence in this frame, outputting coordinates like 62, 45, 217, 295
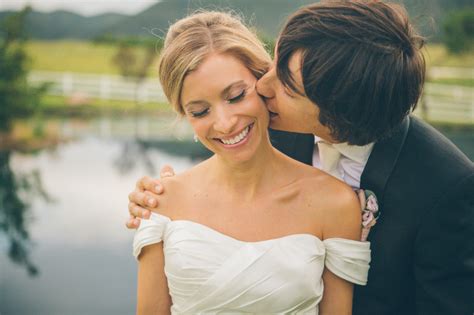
29, 71, 167, 103
28, 67, 474, 124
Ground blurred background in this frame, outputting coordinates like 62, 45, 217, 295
0, 0, 472, 314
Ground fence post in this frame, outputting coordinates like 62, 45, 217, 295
100, 75, 111, 100
137, 83, 148, 103
471, 95, 474, 123
62, 73, 73, 96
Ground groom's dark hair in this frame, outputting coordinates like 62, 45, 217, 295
277, 0, 425, 145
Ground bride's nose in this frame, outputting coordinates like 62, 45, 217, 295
213, 106, 238, 134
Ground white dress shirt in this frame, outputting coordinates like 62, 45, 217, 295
313, 136, 374, 189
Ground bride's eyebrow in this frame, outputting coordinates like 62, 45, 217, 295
183, 80, 247, 109
221, 80, 246, 98
183, 100, 209, 111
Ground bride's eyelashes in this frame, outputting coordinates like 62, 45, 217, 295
189, 87, 249, 118
226, 89, 246, 104
191, 108, 210, 118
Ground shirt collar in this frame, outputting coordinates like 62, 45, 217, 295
314, 135, 374, 164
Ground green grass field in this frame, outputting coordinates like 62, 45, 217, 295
26, 40, 161, 75
423, 44, 474, 68
39, 95, 172, 116
27, 40, 474, 74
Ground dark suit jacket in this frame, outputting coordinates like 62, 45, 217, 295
269, 117, 474, 315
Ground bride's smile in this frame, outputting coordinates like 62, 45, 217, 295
213, 122, 254, 147
181, 53, 271, 163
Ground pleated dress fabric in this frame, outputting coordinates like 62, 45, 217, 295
134, 212, 371, 314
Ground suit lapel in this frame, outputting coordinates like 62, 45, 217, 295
299, 133, 315, 165
361, 117, 411, 203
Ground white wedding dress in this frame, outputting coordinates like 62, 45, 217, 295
133, 212, 371, 314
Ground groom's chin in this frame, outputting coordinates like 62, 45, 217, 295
268, 115, 293, 132
268, 117, 279, 128
268, 120, 286, 132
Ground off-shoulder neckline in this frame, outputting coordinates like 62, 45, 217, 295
149, 212, 368, 246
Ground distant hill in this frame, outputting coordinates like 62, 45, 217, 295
0, 9, 126, 39
0, 0, 471, 40
103, 0, 316, 39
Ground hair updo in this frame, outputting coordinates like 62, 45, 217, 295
158, 11, 272, 115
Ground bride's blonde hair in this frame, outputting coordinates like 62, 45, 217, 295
158, 11, 272, 115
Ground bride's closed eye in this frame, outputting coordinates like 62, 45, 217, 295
189, 86, 252, 118
190, 108, 209, 118
227, 89, 246, 104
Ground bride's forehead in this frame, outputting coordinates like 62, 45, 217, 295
193, 53, 252, 77
183, 55, 253, 91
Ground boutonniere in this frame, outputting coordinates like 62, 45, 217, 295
358, 189, 380, 242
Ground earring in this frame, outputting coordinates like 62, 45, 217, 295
193, 134, 199, 143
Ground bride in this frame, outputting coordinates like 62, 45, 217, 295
133, 11, 370, 314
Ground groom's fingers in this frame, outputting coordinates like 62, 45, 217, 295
136, 176, 163, 194
125, 215, 141, 229
160, 164, 175, 178
128, 190, 158, 209
128, 201, 151, 219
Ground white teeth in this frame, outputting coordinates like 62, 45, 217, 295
221, 125, 250, 145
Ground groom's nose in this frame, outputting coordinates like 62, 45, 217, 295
256, 67, 276, 99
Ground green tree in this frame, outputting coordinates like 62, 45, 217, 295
94, 34, 163, 84
258, 32, 276, 58
94, 35, 163, 135
0, 6, 53, 277
443, 9, 474, 53
0, 7, 48, 134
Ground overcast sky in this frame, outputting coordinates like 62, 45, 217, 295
0, 0, 160, 16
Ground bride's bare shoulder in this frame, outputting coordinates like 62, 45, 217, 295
289, 162, 361, 239
154, 160, 209, 218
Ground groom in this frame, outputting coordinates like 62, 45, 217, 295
126, 1, 473, 314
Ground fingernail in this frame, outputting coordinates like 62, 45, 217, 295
147, 198, 156, 206
162, 172, 173, 177
134, 219, 140, 226
154, 185, 161, 193
143, 210, 150, 219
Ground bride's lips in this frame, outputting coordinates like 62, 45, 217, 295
213, 122, 255, 148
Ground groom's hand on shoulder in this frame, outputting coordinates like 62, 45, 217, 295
125, 165, 176, 229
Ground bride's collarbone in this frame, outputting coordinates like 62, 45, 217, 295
169, 195, 322, 241
162, 173, 324, 237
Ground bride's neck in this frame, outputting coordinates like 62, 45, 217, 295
208, 139, 280, 202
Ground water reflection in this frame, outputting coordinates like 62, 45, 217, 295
0, 149, 54, 277
1, 135, 201, 315
114, 139, 211, 176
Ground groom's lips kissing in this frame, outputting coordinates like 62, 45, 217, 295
212, 122, 255, 148
265, 101, 279, 121
268, 110, 279, 120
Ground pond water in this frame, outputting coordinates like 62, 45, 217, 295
0, 117, 472, 315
